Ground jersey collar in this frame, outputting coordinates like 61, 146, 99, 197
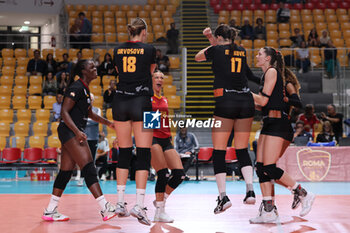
154, 94, 162, 99
79, 78, 90, 91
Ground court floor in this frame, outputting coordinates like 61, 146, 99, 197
1, 179, 350, 233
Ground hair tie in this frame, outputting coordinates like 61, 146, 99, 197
276, 50, 279, 54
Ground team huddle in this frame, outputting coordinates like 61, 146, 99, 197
41, 17, 315, 226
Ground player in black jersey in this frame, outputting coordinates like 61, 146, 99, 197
195, 24, 257, 214
42, 60, 117, 222
112, 18, 156, 226
250, 47, 315, 224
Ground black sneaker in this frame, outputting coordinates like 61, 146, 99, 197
214, 195, 232, 214
292, 191, 301, 209
243, 190, 256, 205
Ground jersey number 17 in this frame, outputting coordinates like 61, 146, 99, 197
231, 57, 242, 73
123, 56, 136, 72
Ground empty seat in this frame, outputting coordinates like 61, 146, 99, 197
16, 109, 32, 122
117, 33, 129, 42
167, 95, 181, 109
89, 85, 102, 95
50, 122, 59, 136
43, 147, 58, 163
106, 108, 113, 120
0, 122, 10, 137
35, 109, 50, 122
1, 66, 15, 76
169, 56, 180, 69
28, 96, 42, 109
163, 85, 177, 96
28, 85, 42, 95
3, 57, 16, 66
92, 34, 104, 43
29, 75, 42, 85
14, 122, 29, 136
12, 95, 27, 109
0, 76, 14, 86
0, 137, 6, 150
16, 66, 27, 76
32, 122, 48, 136
0, 96, 11, 109
0, 85, 12, 96
14, 48, 26, 58
23, 148, 43, 163
104, 17, 115, 26
82, 48, 94, 59
13, 85, 27, 96
17, 57, 29, 66
198, 147, 213, 162
44, 96, 56, 109
1, 109, 13, 123
1, 48, 14, 57
9, 136, 25, 150
92, 25, 103, 33
28, 136, 45, 149
1, 148, 21, 163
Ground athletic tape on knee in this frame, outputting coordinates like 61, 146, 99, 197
167, 169, 185, 189
236, 148, 252, 168
53, 170, 73, 190
213, 150, 226, 175
135, 147, 151, 171
117, 147, 133, 169
263, 164, 284, 180
155, 168, 169, 193
81, 162, 98, 188
256, 162, 271, 183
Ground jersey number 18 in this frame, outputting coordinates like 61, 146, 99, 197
123, 56, 136, 72
231, 57, 242, 73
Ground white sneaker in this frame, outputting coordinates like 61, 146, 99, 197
299, 192, 315, 217
77, 178, 84, 186
115, 202, 130, 217
100, 202, 117, 221
249, 203, 278, 224
130, 205, 151, 226
100, 174, 107, 181
154, 210, 174, 223
42, 207, 69, 221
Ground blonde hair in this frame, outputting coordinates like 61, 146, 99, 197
127, 18, 147, 37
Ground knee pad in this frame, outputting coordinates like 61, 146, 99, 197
117, 147, 133, 169
236, 148, 252, 168
135, 147, 151, 171
168, 169, 185, 189
53, 170, 73, 190
81, 162, 98, 188
213, 150, 226, 175
263, 164, 284, 180
256, 162, 271, 183
155, 168, 169, 193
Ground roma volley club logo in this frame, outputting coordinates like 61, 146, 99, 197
296, 148, 331, 181
143, 110, 161, 129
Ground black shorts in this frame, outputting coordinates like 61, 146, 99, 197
214, 92, 255, 119
112, 94, 152, 122
261, 117, 294, 142
152, 137, 174, 152
58, 123, 83, 145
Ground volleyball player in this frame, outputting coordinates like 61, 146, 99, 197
195, 25, 257, 214
42, 60, 117, 222
150, 70, 185, 223
250, 47, 315, 223
112, 18, 156, 226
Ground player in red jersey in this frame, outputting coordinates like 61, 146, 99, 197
150, 70, 185, 223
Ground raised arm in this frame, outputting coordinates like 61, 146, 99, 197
251, 68, 277, 107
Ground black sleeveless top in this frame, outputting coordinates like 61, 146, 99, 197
261, 68, 286, 116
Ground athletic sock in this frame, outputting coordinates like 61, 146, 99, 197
117, 185, 126, 203
96, 195, 108, 211
164, 193, 169, 202
262, 196, 273, 212
136, 189, 146, 208
155, 201, 165, 213
246, 183, 254, 192
241, 166, 253, 191
47, 195, 60, 212
215, 173, 226, 198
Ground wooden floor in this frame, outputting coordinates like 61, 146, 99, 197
1, 194, 350, 233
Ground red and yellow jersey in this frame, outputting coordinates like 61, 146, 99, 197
152, 94, 171, 138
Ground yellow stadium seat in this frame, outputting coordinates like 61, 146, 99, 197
29, 136, 45, 148
97, 5, 108, 11
316, 22, 327, 32
115, 11, 126, 19
289, 15, 300, 23
266, 9, 276, 17
0, 137, 6, 149
68, 48, 79, 60
14, 122, 29, 136
301, 9, 311, 16
166, 5, 176, 14
333, 38, 344, 47
104, 11, 114, 18
338, 15, 349, 23
0, 122, 10, 137
155, 5, 165, 12
14, 48, 26, 58
169, 56, 180, 69
82, 49, 94, 59
330, 30, 342, 39
17, 57, 29, 66
1, 109, 13, 123
138, 10, 149, 18
75, 4, 86, 11
105, 25, 116, 33
16, 66, 27, 76
27, 49, 35, 58
159, 0, 168, 5
117, 25, 128, 33
120, 5, 130, 12
87, 4, 97, 11
0, 85, 12, 96
42, 49, 54, 59
3, 57, 16, 66
150, 10, 161, 18
254, 9, 265, 18
327, 22, 339, 31
29, 75, 42, 85
17, 109, 31, 122
108, 49, 114, 56
241, 40, 252, 48
303, 23, 314, 33
326, 15, 337, 24
153, 25, 165, 33
28, 95, 42, 109
92, 17, 103, 25
102, 75, 115, 86
148, 0, 157, 5
267, 30, 278, 40
48, 135, 60, 148
28, 85, 42, 95
89, 85, 102, 96
1, 48, 13, 57
290, 23, 302, 32
278, 23, 290, 31
131, 4, 141, 12
36, 109, 50, 122
116, 18, 127, 26
117, 33, 129, 42
44, 96, 56, 109
253, 39, 266, 49
0, 96, 11, 109
91, 11, 102, 18
336, 9, 347, 16
310, 54, 322, 67
127, 10, 137, 18
312, 9, 323, 15
106, 33, 117, 43
266, 24, 277, 31
218, 16, 228, 24
143, 4, 153, 12
108, 5, 117, 11
163, 17, 174, 26
15, 75, 28, 86
0, 76, 14, 86
13, 85, 27, 96
314, 14, 325, 23
343, 30, 350, 39
290, 9, 300, 16
10, 136, 25, 150
0, 57, 2, 66
219, 10, 229, 17
162, 10, 172, 18
50, 122, 59, 136
95, 48, 107, 58
2, 66, 15, 76
267, 39, 278, 48
65, 4, 74, 11
152, 17, 163, 26
163, 85, 177, 96
93, 95, 103, 109
32, 122, 48, 136
341, 22, 350, 31
163, 75, 173, 85
104, 17, 115, 26
147, 33, 154, 43
280, 39, 292, 47
92, 34, 104, 43
167, 95, 181, 109
302, 14, 313, 23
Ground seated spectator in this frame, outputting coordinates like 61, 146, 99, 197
290, 28, 305, 48
46, 53, 57, 75
316, 121, 336, 143
69, 18, 81, 49
298, 104, 320, 137
103, 80, 116, 108
57, 72, 69, 94
174, 126, 199, 180
277, 2, 290, 23
293, 121, 313, 146
42, 72, 57, 96
307, 28, 320, 47
26, 49, 47, 76
296, 41, 311, 73
98, 53, 116, 77
93, 53, 100, 67
155, 49, 170, 73
324, 40, 338, 78
320, 104, 343, 142
95, 131, 109, 181
78, 12, 92, 49
229, 18, 241, 30
166, 23, 179, 54
52, 93, 63, 121
73, 51, 83, 64
319, 30, 331, 47
57, 53, 72, 74
254, 18, 266, 40
240, 18, 254, 40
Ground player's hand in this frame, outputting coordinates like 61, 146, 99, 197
283, 96, 289, 103
203, 27, 212, 37
76, 131, 87, 143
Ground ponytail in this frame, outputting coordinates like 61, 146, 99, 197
127, 17, 147, 37
214, 24, 239, 57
